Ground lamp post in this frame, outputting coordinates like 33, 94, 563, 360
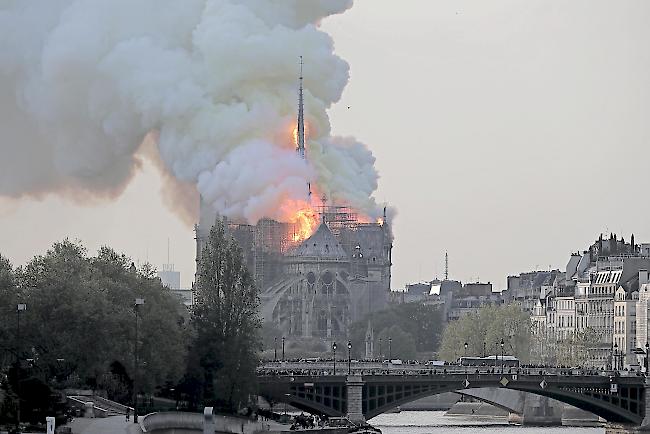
332, 342, 337, 375
283, 394, 291, 416
347, 340, 352, 375
274, 337, 277, 362
54, 358, 67, 385
169, 388, 178, 411
464, 342, 468, 358
15, 303, 26, 432
613, 342, 618, 371
282, 337, 285, 362
133, 298, 144, 424
500, 339, 505, 374
388, 337, 392, 360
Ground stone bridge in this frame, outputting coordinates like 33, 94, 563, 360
257, 362, 650, 430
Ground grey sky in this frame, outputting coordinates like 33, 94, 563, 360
1, 0, 649, 289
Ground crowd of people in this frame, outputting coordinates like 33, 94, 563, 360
257, 365, 645, 378
254, 408, 331, 430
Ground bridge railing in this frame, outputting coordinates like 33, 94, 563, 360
257, 362, 647, 379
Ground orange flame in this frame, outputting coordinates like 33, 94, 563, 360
278, 197, 320, 244
290, 208, 319, 243
291, 122, 310, 148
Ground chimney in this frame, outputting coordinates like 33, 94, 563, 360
640, 269, 649, 286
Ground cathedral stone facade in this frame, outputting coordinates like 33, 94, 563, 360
195, 201, 392, 343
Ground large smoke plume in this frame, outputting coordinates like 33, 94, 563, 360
0, 0, 384, 224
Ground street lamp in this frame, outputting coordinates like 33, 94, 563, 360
169, 388, 179, 411
282, 337, 285, 362
464, 342, 468, 358
15, 303, 26, 432
283, 393, 292, 416
613, 342, 619, 371
332, 342, 337, 375
388, 337, 392, 360
500, 339, 505, 373
133, 298, 144, 424
274, 337, 277, 362
347, 340, 352, 375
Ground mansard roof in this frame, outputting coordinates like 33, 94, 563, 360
290, 221, 348, 260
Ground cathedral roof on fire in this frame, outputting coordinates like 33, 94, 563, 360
290, 221, 348, 260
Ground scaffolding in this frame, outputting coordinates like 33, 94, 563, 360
219, 205, 390, 291
318, 205, 358, 236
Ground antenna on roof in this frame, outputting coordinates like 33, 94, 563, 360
444, 251, 449, 280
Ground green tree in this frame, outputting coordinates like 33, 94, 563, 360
0, 255, 18, 426
89, 246, 187, 394
188, 219, 261, 413
0, 240, 187, 403
377, 325, 417, 360
531, 327, 599, 367
0, 255, 17, 370
439, 303, 531, 362
349, 303, 444, 359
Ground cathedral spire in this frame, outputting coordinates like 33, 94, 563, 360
296, 56, 306, 160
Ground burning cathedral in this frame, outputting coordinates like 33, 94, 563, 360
195, 63, 393, 343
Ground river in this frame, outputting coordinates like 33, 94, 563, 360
368, 411, 605, 434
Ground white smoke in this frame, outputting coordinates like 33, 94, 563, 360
0, 0, 384, 223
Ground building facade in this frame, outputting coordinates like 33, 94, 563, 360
635, 270, 650, 350
195, 200, 393, 343
529, 233, 650, 369
614, 286, 637, 368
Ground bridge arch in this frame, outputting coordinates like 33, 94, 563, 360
259, 372, 646, 425
455, 388, 526, 415
362, 379, 642, 424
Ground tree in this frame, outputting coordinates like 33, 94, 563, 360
377, 326, 416, 360
0, 255, 17, 370
349, 303, 444, 359
89, 246, 187, 394
188, 219, 261, 413
439, 303, 532, 362
531, 327, 599, 367
0, 240, 187, 404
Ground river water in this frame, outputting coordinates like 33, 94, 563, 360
368, 411, 605, 434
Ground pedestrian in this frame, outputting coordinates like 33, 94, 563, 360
126, 407, 131, 422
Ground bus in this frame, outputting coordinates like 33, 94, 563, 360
458, 355, 520, 368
